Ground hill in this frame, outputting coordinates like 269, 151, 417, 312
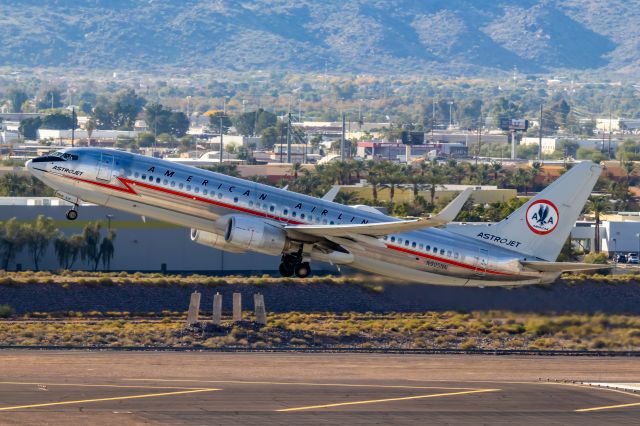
0, 0, 638, 76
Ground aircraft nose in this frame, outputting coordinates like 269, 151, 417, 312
25, 159, 33, 171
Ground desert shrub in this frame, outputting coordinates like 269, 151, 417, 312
0, 304, 15, 318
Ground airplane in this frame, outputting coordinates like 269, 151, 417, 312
26, 148, 606, 286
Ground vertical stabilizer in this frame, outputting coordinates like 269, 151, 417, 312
447, 162, 602, 261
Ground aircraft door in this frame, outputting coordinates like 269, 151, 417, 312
96, 153, 114, 181
474, 248, 489, 276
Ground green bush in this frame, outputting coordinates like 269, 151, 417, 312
0, 304, 15, 318
583, 252, 609, 264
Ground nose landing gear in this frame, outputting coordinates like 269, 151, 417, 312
65, 205, 78, 221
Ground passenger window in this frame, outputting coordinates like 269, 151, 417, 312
398, 238, 402, 244
419, 243, 424, 250
454, 252, 459, 260
391, 236, 396, 242
135, 172, 139, 178
404, 240, 409, 247
300, 213, 305, 219
283, 209, 288, 216
142, 175, 146, 180
186, 185, 191, 191
194, 187, 199, 193
292, 211, 297, 217
203, 189, 208, 195
179, 183, 184, 189
412, 242, 417, 248
233, 197, 238, 203
426, 245, 430, 251
269, 205, 275, 212
433, 247, 437, 253
447, 250, 452, 257
171, 181, 175, 187
249, 201, 253, 206
156, 178, 160, 183
218, 193, 223, 199
163, 179, 168, 185
322, 219, 327, 224
149, 176, 153, 181
440, 249, 445, 255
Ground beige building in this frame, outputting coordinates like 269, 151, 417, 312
339, 184, 517, 205
521, 137, 557, 154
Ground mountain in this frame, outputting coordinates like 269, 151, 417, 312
0, 0, 637, 76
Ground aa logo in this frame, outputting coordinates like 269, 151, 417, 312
526, 200, 559, 235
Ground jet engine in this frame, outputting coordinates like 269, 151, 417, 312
223, 215, 289, 256
190, 228, 247, 253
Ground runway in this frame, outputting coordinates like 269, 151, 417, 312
0, 351, 639, 425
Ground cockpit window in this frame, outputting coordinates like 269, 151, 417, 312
51, 151, 78, 161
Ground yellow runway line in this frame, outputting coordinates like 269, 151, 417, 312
0, 381, 207, 390
576, 401, 640, 412
276, 388, 500, 412
124, 378, 477, 390
0, 388, 220, 412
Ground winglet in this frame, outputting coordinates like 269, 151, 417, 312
432, 187, 473, 222
322, 185, 341, 201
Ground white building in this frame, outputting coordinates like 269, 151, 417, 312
519, 137, 557, 154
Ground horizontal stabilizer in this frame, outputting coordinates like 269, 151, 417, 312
521, 261, 611, 272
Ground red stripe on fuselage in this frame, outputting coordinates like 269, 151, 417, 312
386, 244, 512, 276
62, 173, 512, 276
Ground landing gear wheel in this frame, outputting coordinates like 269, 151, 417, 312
294, 262, 311, 278
279, 262, 294, 277
65, 209, 78, 221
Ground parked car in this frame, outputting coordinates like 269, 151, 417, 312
628, 253, 639, 264
615, 254, 627, 263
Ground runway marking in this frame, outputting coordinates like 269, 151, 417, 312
0, 388, 220, 412
576, 402, 640, 412
124, 378, 477, 390
276, 388, 500, 412
0, 381, 208, 390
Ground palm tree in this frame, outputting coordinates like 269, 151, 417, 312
491, 161, 503, 183
424, 169, 445, 206
587, 196, 608, 253
291, 162, 302, 180
380, 162, 405, 204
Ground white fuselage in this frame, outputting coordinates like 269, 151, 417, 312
27, 148, 549, 286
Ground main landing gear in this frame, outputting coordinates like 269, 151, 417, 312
279, 252, 311, 278
65, 205, 78, 221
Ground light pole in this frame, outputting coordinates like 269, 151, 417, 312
449, 101, 454, 129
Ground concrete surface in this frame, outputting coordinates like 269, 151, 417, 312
0, 352, 639, 425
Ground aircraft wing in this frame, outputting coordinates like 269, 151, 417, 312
284, 187, 473, 238
520, 261, 611, 272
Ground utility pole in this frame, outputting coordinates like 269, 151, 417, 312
431, 98, 436, 142
539, 104, 543, 163
219, 115, 224, 164
475, 114, 482, 167
71, 107, 76, 148
286, 113, 292, 163
608, 108, 613, 160
341, 112, 346, 161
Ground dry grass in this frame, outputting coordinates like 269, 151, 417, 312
0, 311, 638, 351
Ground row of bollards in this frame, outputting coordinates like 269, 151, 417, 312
186, 291, 267, 327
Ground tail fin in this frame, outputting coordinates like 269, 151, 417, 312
448, 162, 602, 261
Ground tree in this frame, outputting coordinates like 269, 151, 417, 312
80, 222, 103, 271
0, 218, 26, 270
587, 196, 608, 253
208, 111, 232, 134
144, 103, 189, 137
37, 89, 63, 110
261, 126, 278, 149
54, 234, 84, 270
100, 230, 116, 271
41, 112, 75, 130
8, 89, 29, 113
92, 90, 146, 130
24, 215, 59, 270
233, 109, 276, 136
19, 117, 42, 139
85, 118, 96, 144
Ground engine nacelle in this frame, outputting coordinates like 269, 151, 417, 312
190, 228, 247, 253
224, 215, 288, 256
